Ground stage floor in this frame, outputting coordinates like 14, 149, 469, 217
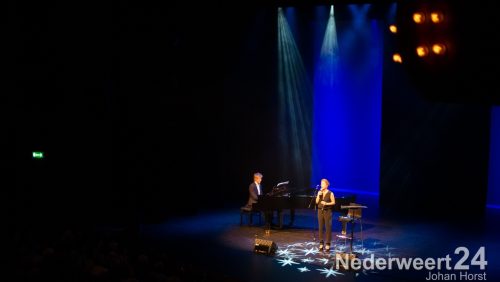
139, 197, 500, 282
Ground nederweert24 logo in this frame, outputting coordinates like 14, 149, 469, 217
335, 246, 487, 280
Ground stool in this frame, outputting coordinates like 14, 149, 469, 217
240, 206, 262, 226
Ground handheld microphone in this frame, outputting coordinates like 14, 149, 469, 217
316, 185, 325, 211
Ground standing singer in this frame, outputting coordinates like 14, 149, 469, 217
316, 178, 335, 252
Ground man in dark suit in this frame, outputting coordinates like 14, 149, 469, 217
246, 172, 263, 208
245, 172, 273, 228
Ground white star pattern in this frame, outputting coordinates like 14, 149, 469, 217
317, 257, 330, 265
277, 249, 293, 257
269, 239, 399, 278
298, 266, 310, 272
385, 246, 396, 252
317, 267, 344, 277
276, 257, 299, 267
354, 247, 370, 255
301, 258, 314, 263
336, 244, 347, 251
302, 247, 319, 256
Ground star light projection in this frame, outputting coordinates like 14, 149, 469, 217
302, 247, 320, 256
276, 257, 300, 267
273, 240, 397, 278
317, 267, 344, 277
298, 266, 310, 272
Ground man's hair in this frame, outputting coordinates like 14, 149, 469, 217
254, 172, 263, 178
321, 178, 330, 186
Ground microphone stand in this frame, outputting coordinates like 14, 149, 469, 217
308, 190, 316, 209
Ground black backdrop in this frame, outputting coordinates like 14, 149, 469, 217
8, 0, 497, 227
9, 1, 284, 225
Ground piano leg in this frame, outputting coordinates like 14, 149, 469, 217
264, 211, 273, 229
276, 209, 295, 228
277, 209, 284, 229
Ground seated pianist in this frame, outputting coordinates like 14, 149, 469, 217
244, 172, 273, 226
245, 172, 264, 209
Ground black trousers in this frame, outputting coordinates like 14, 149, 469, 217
318, 209, 333, 244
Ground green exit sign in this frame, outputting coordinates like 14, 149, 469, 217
32, 151, 44, 159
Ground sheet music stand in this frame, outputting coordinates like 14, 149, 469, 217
336, 203, 367, 257
267, 181, 289, 196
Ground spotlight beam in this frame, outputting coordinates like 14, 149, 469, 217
277, 8, 312, 187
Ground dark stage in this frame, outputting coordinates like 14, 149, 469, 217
139, 195, 500, 282
13, 194, 500, 281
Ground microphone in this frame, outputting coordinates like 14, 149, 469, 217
316, 185, 322, 197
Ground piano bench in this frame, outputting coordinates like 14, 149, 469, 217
240, 207, 262, 226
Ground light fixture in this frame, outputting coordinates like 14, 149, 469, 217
416, 46, 429, 57
389, 24, 398, 33
432, 43, 446, 55
430, 12, 444, 23
413, 12, 425, 24
392, 53, 403, 63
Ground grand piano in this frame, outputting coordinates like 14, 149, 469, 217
252, 183, 356, 229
